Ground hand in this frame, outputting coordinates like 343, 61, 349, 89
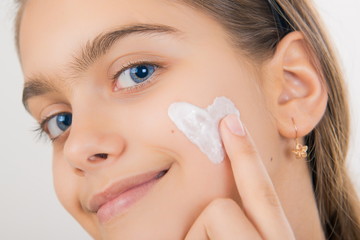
185, 115, 296, 240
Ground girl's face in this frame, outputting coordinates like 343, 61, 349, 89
20, 0, 279, 239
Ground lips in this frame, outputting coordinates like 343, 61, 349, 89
88, 168, 168, 223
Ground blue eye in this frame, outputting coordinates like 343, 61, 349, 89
46, 113, 72, 139
115, 64, 157, 90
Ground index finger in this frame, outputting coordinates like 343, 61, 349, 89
220, 114, 295, 240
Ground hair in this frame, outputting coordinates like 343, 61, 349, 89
14, 0, 360, 239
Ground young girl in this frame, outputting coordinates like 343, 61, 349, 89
15, 0, 360, 239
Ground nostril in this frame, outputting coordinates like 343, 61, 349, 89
74, 168, 85, 177
88, 153, 108, 162
95, 153, 108, 159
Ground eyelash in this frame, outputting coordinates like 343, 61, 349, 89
33, 124, 49, 143
34, 112, 69, 143
111, 60, 163, 93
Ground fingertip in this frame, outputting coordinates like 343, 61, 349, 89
222, 114, 246, 137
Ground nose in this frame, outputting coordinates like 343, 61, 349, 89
63, 111, 126, 175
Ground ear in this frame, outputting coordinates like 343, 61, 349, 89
262, 31, 328, 139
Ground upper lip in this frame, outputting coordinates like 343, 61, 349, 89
88, 169, 168, 213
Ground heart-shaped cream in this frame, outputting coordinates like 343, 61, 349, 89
168, 97, 240, 164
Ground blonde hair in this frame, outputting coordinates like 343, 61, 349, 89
14, 0, 360, 239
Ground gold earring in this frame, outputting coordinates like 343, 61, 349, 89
291, 118, 308, 159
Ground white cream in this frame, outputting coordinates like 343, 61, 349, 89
168, 97, 240, 164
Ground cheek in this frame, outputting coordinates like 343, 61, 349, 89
111, 92, 239, 236
52, 154, 78, 212
52, 153, 100, 238
52, 149, 84, 221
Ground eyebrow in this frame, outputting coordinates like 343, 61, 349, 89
22, 23, 182, 111
22, 76, 59, 111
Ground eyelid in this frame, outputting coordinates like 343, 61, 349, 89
108, 54, 167, 76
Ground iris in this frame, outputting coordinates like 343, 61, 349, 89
56, 113, 72, 131
129, 65, 155, 83
46, 112, 72, 139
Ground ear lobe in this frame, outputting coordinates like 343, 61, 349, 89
264, 32, 328, 139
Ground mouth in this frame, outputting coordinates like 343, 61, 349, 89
89, 168, 169, 224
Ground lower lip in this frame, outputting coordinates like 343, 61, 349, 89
96, 175, 162, 224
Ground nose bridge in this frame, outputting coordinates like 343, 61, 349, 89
63, 99, 126, 174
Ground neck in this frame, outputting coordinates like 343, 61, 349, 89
275, 156, 325, 240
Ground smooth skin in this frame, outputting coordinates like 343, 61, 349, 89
19, 0, 327, 239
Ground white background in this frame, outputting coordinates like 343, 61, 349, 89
0, 1, 359, 239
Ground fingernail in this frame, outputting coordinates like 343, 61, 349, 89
224, 115, 246, 136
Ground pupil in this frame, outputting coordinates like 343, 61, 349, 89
57, 114, 72, 131
135, 65, 148, 78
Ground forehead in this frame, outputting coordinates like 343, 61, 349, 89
19, 0, 224, 78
